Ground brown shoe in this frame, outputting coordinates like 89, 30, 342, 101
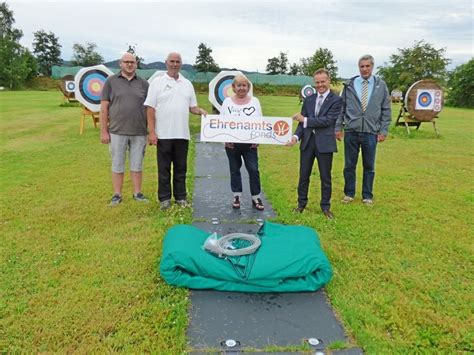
322, 209, 334, 220
252, 198, 264, 211
293, 206, 305, 213
232, 196, 240, 209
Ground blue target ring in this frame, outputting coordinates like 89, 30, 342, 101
66, 81, 75, 92
214, 76, 235, 106
301, 85, 317, 99
79, 70, 109, 104
417, 91, 433, 107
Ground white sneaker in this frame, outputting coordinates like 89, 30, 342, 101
341, 195, 354, 203
362, 198, 374, 206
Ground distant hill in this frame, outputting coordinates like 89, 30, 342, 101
61, 59, 73, 66
102, 59, 196, 72
104, 59, 120, 68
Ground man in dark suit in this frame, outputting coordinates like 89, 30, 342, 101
287, 69, 342, 219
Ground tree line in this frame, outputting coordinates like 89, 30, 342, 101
0, 2, 472, 108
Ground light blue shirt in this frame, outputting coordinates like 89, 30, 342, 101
354, 75, 375, 103
303, 90, 330, 128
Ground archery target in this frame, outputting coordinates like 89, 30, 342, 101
65, 81, 75, 93
301, 84, 316, 99
74, 64, 113, 112
415, 89, 435, 110
209, 71, 253, 112
148, 70, 166, 84
405, 80, 444, 121
215, 76, 234, 105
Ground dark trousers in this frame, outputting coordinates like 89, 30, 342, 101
225, 144, 261, 196
343, 131, 378, 200
298, 135, 333, 211
157, 139, 189, 202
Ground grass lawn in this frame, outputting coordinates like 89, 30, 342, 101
1, 91, 473, 353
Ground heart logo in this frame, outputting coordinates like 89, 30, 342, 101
243, 107, 256, 116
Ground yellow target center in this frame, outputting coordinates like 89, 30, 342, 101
225, 87, 235, 97
91, 82, 101, 92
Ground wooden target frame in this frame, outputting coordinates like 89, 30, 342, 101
395, 80, 444, 137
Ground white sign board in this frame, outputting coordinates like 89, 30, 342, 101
201, 114, 292, 145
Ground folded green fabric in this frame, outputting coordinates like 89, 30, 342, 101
159, 221, 332, 292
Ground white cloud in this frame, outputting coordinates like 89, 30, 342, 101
7, 0, 473, 77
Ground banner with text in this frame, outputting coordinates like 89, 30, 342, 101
200, 114, 293, 145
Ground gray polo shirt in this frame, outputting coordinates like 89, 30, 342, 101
101, 72, 149, 135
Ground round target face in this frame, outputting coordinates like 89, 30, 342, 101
79, 70, 108, 104
208, 71, 253, 112
65, 81, 76, 93
301, 85, 316, 99
214, 75, 235, 106
74, 65, 113, 112
417, 91, 433, 107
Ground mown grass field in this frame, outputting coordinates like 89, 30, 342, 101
1, 91, 473, 353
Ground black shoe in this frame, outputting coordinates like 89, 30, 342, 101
160, 199, 171, 210
252, 198, 264, 211
176, 199, 190, 208
133, 192, 149, 202
109, 194, 122, 207
293, 206, 305, 213
322, 209, 334, 220
232, 196, 240, 209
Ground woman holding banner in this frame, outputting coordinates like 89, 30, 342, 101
221, 75, 264, 211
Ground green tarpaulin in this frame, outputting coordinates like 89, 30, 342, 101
52, 66, 314, 85
159, 221, 332, 292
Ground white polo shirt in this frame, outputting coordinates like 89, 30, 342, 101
144, 73, 197, 140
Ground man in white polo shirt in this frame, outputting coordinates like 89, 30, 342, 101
145, 52, 207, 210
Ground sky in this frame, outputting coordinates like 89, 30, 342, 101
6, 0, 474, 78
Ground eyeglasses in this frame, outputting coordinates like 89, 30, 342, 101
122, 61, 136, 65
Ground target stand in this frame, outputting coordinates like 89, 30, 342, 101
73, 65, 113, 135
80, 106, 100, 135
395, 80, 443, 137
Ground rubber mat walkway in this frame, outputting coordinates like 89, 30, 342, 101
188, 139, 362, 354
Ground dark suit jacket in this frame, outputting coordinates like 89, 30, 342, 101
295, 91, 342, 153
